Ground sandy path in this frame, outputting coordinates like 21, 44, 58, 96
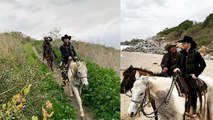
32, 46, 94, 120
120, 51, 213, 120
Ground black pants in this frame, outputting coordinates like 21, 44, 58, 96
60, 60, 69, 80
184, 76, 198, 112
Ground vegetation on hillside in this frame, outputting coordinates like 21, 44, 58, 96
157, 13, 213, 52
0, 32, 76, 119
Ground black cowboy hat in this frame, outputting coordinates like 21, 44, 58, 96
178, 36, 197, 47
61, 34, 71, 41
44, 36, 53, 41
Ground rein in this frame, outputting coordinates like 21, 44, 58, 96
131, 75, 178, 118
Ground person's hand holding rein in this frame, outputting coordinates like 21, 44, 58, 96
162, 67, 168, 73
191, 74, 198, 79
69, 56, 73, 60
173, 68, 180, 73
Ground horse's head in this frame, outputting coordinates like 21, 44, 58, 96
120, 65, 136, 94
77, 61, 88, 87
128, 71, 148, 117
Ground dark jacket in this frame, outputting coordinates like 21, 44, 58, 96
161, 52, 181, 76
43, 41, 50, 52
43, 41, 54, 58
60, 42, 77, 62
179, 48, 206, 77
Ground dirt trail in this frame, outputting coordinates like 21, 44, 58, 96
32, 46, 94, 120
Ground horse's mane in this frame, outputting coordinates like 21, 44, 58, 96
70, 62, 78, 77
70, 61, 87, 72
140, 67, 162, 76
123, 66, 162, 76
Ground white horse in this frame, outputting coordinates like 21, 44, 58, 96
66, 60, 88, 119
128, 71, 213, 120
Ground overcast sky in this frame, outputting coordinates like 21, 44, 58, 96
121, 0, 213, 41
0, 0, 119, 48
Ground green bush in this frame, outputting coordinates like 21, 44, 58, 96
203, 13, 213, 28
83, 61, 120, 119
186, 23, 202, 35
195, 36, 211, 46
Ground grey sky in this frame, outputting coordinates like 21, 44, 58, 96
121, 0, 213, 41
0, 0, 119, 48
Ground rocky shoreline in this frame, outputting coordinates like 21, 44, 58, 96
121, 37, 213, 60
121, 37, 165, 54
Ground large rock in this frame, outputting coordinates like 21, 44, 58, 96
122, 37, 164, 54
121, 39, 144, 46
209, 56, 213, 60
199, 46, 207, 55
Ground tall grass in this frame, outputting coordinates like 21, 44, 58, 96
51, 40, 120, 73
0, 32, 76, 119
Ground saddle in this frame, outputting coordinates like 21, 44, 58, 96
174, 74, 207, 97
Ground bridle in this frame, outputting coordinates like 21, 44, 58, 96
69, 60, 88, 85
131, 75, 178, 118
76, 64, 88, 85
77, 74, 88, 84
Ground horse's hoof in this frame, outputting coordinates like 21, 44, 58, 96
80, 116, 85, 120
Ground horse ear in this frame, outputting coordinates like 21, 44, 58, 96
135, 71, 140, 79
129, 65, 133, 70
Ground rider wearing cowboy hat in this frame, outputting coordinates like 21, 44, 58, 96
43, 36, 56, 60
161, 43, 181, 76
174, 36, 206, 116
60, 34, 78, 85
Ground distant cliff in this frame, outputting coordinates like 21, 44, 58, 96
156, 13, 213, 54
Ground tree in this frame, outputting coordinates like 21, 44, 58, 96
47, 27, 62, 40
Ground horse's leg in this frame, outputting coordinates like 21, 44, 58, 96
50, 60, 54, 71
72, 84, 85, 118
68, 81, 73, 97
150, 97, 158, 120
78, 85, 83, 96
67, 70, 73, 97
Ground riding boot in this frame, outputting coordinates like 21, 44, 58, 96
43, 51, 45, 60
185, 102, 190, 115
185, 92, 191, 115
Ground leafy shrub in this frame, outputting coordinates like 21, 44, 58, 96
195, 36, 211, 46
203, 13, 213, 28
186, 23, 202, 35
83, 61, 120, 119
0, 85, 31, 119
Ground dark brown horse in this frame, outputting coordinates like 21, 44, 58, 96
121, 65, 163, 120
121, 65, 162, 94
44, 44, 55, 71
